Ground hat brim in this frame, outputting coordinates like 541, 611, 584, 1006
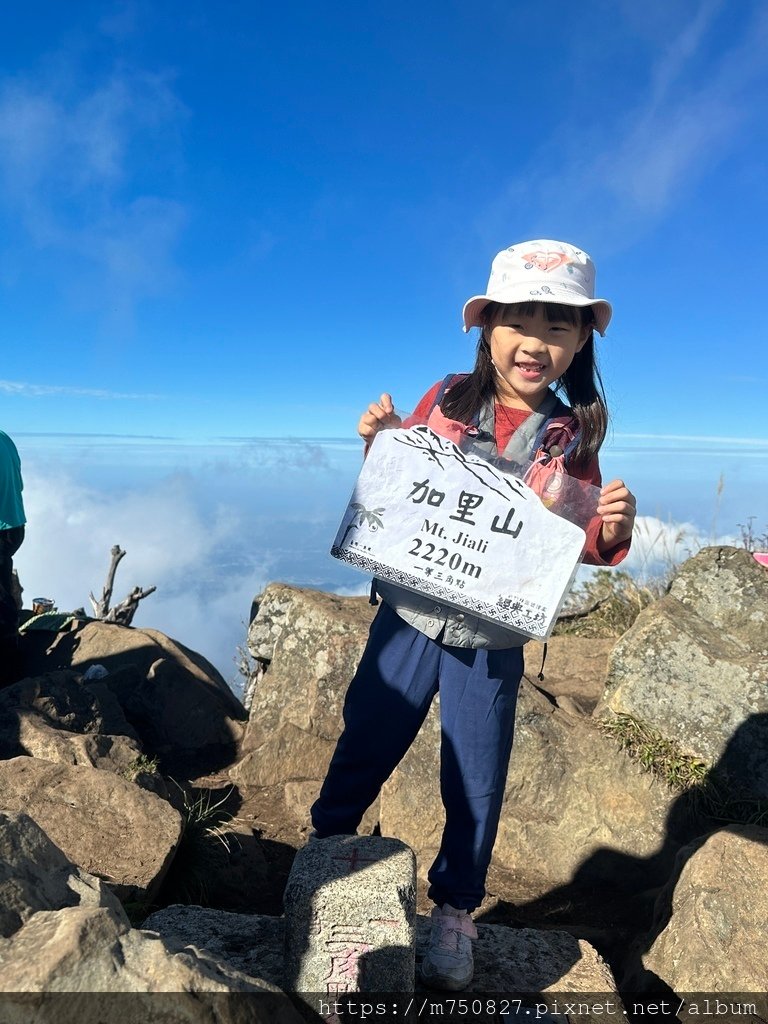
462, 293, 612, 336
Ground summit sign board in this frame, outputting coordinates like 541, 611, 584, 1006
331, 426, 588, 640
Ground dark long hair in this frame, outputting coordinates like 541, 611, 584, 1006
441, 301, 609, 470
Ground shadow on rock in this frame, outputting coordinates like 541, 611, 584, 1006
500, 713, 768, 995
154, 780, 299, 919
16, 618, 247, 776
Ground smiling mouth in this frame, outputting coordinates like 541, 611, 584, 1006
515, 362, 546, 377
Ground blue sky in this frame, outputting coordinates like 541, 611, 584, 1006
2, 2, 768, 681
0, 1, 767, 440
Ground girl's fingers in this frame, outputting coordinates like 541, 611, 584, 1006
358, 395, 400, 440
597, 500, 634, 515
600, 478, 636, 500
598, 480, 637, 547
597, 480, 636, 517
367, 396, 397, 422
359, 410, 384, 439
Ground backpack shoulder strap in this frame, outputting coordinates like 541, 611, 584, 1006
424, 372, 472, 419
530, 395, 581, 464
428, 373, 460, 415
497, 388, 562, 465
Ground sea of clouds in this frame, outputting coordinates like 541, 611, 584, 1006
13, 432, 767, 696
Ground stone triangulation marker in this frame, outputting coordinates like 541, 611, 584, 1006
283, 835, 416, 995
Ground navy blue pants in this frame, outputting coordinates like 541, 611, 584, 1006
311, 602, 523, 911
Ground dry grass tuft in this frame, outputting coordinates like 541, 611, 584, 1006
600, 714, 708, 791
554, 570, 664, 638
602, 714, 768, 827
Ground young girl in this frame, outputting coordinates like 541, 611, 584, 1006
311, 240, 636, 990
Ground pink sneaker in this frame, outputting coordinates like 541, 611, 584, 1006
420, 903, 478, 990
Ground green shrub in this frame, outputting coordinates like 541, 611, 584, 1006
122, 754, 160, 782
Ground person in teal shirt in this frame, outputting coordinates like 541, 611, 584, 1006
0, 431, 25, 684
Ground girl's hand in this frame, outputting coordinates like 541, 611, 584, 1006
596, 478, 637, 552
358, 393, 402, 442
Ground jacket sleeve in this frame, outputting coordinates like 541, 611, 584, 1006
571, 456, 632, 567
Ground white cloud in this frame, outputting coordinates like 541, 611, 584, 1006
332, 582, 372, 598
607, 10, 767, 224
20, 466, 229, 591
0, 59, 187, 324
482, 4, 768, 244
0, 380, 163, 400
621, 515, 737, 580
14, 463, 267, 690
12, 441, 363, 692
642, 0, 725, 109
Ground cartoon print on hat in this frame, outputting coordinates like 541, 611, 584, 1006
461, 238, 612, 336
522, 249, 574, 272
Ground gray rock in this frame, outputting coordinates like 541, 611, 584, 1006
526, 636, 613, 713
598, 547, 768, 796
0, 756, 182, 902
231, 584, 376, 825
626, 825, 768, 1012
143, 904, 284, 987
45, 620, 247, 767
0, 670, 144, 772
381, 680, 678, 893
284, 835, 416, 993
0, 811, 125, 938
0, 905, 303, 1024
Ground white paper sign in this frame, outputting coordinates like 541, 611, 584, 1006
330, 426, 587, 640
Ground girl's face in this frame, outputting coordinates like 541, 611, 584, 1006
487, 304, 589, 410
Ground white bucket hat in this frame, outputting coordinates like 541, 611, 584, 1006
462, 240, 612, 336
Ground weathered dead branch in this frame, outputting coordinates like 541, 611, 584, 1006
556, 595, 610, 622
90, 545, 156, 626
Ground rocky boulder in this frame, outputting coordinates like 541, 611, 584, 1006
143, 905, 285, 986
0, 756, 182, 903
231, 584, 376, 823
0, 670, 143, 773
598, 547, 768, 796
0, 906, 303, 1019
526, 635, 613, 713
24, 619, 247, 771
145, 905, 620, 1011
625, 825, 768, 1013
0, 811, 124, 938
